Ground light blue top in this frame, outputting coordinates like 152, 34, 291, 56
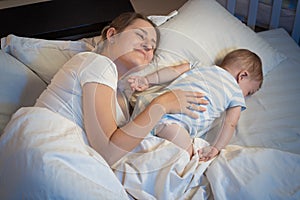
142, 65, 246, 137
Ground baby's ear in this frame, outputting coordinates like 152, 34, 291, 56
237, 70, 249, 83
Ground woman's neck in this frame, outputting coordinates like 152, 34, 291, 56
114, 59, 129, 79
100, 48, 129, 79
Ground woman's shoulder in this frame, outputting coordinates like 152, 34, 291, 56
72, 52, 114, 66
62, 52, 116, 74
75, 51, 109, 60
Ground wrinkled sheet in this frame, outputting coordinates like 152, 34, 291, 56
0, 106, 213, 200
203, 28, 300, 199
113, 136, 213, 200
206, 145, 300, 199
0, 107, 129, 200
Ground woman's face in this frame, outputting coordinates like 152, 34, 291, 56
112, 19, 157, 72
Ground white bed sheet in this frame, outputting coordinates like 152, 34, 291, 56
232, 28, 300, 153
205, 28, 300, 199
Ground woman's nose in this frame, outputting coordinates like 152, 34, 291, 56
141, 43, 154, 61
141, 41, 152, 52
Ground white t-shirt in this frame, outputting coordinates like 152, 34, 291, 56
35, 52, 128, 130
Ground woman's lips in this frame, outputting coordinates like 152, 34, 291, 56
134, 48, 146, 59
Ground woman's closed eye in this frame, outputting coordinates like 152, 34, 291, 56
136, 32, 145, 40
135, 29, 157, 50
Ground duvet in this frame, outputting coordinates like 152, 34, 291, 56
1, 106, 299, 199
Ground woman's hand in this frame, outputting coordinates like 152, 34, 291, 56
152, 89, 208, 119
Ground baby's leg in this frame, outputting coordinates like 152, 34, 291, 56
155, 123, 193, 158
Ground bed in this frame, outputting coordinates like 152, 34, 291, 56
217, 0, 299, 33
0, 0, 300, 199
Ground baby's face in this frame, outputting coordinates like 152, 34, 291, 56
240, 79, 261, 97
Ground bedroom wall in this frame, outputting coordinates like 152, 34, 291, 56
0, 0, 51, 9
0, 0, 134, 40
130, 0, 188, 15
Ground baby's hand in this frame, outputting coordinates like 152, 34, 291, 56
198, 146, 219, 162
127, 76, 149, 92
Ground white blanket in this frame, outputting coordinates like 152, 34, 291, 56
207, 146, 300, 199
113, 136, 213, 199
0, 107, 129, 200
1, 106, 299, 199
0, 106, 213, 199
204, 28, 300, 199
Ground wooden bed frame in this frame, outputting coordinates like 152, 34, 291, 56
0, 0, 134, 40
222, 0, 300, 44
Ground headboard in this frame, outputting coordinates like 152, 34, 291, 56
0, 0, 134, 40
130, 0, 300, 45
130, 0, 188, 15
218, 0, 300, 44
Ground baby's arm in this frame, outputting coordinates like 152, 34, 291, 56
128, 63, 190, 91
154, 62, 190, 84
198, 106, 241, 161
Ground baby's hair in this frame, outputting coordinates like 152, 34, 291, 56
101, 12, 160, 45
220, 49, 263, 86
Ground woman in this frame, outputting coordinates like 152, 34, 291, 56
35, 12, 207, 166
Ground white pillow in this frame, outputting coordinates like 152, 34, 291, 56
1, 34, 93, 83
0, 50, 47, 134
157, 0, 286, 76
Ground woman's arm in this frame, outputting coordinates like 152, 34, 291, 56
199, 106, 241, 161
83, 82, 207, 166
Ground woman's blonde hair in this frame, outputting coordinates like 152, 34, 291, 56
220, 49, 263, 86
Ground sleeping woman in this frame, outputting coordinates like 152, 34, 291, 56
32, 12, 208, 166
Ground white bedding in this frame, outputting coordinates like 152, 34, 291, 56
1, 28, 298, 200
0, 100, 213, 199
0, 107, 129, 199
205, 28, 300, 199
0, 0, 300, 197
232, 28, 300, 154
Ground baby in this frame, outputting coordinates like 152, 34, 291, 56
128, 49, 263, 161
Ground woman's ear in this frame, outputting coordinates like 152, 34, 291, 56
106, 27, 117, 43
237, 70, 249, 83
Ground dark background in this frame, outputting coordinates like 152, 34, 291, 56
0, 0, 134, 40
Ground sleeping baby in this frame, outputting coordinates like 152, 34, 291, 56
128, 49, 263, 161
